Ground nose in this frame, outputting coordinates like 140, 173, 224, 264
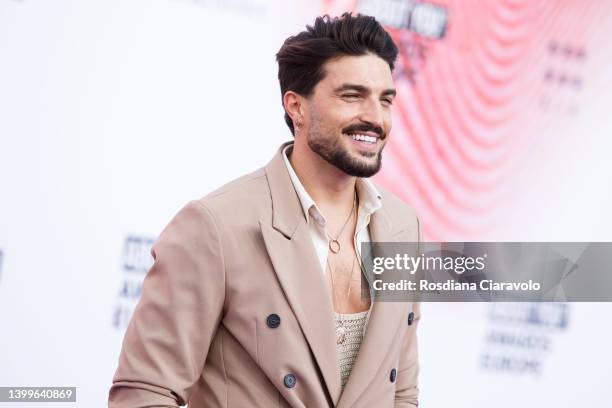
359, 97, 386, 131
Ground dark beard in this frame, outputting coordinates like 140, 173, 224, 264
308, 135, 382, 177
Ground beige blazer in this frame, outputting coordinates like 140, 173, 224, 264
109, 142, 422, 408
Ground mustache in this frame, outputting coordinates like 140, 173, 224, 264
342, 123, 385, 138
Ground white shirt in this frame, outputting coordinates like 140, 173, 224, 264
281, 143, 383, 334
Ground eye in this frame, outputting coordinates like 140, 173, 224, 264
342, 94, 361, 101
381, 98, 394, 106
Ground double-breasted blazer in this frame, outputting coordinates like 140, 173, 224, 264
109, 142, 423, 407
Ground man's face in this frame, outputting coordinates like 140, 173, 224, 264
303, 53, 396, 177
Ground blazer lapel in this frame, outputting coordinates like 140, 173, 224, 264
260, 143, 342, 406
336, 207, 410, 408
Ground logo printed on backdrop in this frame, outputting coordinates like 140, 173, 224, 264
481, 303, 570, 375
112, 235, 155, 330
356, 0, 448, 83
540, 40, 587, 116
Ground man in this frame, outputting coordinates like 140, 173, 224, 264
109, 12, 422, 408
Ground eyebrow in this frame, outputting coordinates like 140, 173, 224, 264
333, 83, 397, 97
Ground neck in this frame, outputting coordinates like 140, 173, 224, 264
289, 138, 356, 212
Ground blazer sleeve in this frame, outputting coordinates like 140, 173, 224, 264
394, 215, 423, 407
108, 200, 225, 408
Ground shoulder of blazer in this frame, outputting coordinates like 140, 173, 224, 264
197, 167, 268, 207
190, 166, 273, 231
204, 167, 268, 201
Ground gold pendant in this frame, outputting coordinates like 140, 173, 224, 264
329, 239, 340, 254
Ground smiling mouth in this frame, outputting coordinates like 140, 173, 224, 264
349, 133, 377, 144
343, 131, 381, 146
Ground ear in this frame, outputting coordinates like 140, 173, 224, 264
283, 91, 304, 129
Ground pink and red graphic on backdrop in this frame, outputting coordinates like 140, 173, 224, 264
323, 0, 606, 241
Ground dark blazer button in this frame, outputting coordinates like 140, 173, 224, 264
266, 314, 281, 328
284, 373, 297, 388
408, 312, 415, 326
390, 368, 397, 383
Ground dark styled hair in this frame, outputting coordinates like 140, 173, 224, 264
276, 12, 398, 135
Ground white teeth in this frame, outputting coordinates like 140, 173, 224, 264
351, 133, 377, 144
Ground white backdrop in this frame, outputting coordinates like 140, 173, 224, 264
1, 0, 611, 407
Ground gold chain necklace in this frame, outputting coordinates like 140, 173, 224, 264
326, 192, 357, 254
326, 190, 359, 344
